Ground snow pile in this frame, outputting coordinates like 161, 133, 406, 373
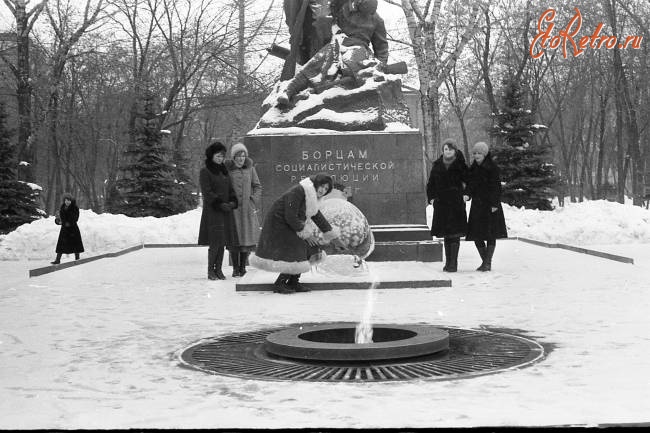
426, 198, 650, 246
1, 199, 649, 260
0, 209, 201, 260
502, 200, 650, 245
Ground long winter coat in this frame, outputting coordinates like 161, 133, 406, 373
55, 201, 84, 254
465, 154, 508, 241
426, 151, 468, 238
225, 157, 262, 250
250, 177, 339, 274
198, 163, 239, 248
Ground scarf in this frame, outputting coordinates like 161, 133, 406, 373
206, 159, 228, 176
442, 153, 456, 169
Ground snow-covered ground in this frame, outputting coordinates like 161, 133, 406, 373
1, 199, 649, 428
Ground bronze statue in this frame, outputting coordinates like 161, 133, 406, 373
277, 0, 389, 107
281, 0, 333, 80
259, 0, 409, 130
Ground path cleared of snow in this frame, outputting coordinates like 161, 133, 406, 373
1, 241, 649, 429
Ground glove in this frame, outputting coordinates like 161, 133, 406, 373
330, 237, 347, 252
305, 236, 320, 247
219, 203, 233, 212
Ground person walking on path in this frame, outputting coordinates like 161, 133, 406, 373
464, 141, 508, 271
225, 142, 262, 277
250, 173, 346, 294
51, 193, 84, 264
198, 142, 239, 280
426, 138, 468, 272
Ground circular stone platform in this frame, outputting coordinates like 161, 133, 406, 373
264, 323, 449, 361
178, 323, 545, 382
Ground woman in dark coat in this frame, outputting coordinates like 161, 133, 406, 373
225, 142, 262, 277
51, 193, 84, 264
250, 173, 345, 294
465, 141, 508, 271
426, 138, 468, 272
198, 142, 239, 280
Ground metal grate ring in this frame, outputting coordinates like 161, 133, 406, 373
178, 324, 545, 382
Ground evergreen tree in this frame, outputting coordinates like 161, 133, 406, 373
0, 101, 43, 234
105, 90, 192, 217
172, 147, 199, 211
488, 74, 557, 210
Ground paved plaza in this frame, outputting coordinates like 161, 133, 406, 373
1, 240, 649, 429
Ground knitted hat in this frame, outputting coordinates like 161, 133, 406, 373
230, 142, 248, 158
472, 141, 489, 156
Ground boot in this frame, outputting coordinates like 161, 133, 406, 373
277, 72, 310, 106
75, 253, 80, 261
239, 251, 249, 276
446, 240, 459, 272
214, 247, 226, 280
273, 274, 294, 294
231, 251, 241, 277
207, 248, 218, 280
51, 253, 62, 265
289, 274, 310, 292
475, 244, 487, 271
442, 239, 451, 272
482, 244, 495, 272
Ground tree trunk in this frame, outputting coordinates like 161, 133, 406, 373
237, 0, 246, 93
596, 91, 608, 199
15, 4, 34, 182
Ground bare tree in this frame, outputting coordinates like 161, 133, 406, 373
0, 0, 47, 182
41, 0, 108, 212
385, 0, 487, 161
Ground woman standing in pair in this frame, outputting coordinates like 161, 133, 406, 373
426, 138, 468, 272
225, 142, 262, 277
198, 142, 238, 280
465, 141, 508, 271
51, 193, 84, 264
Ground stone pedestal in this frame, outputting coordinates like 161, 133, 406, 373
245, 130, 427, 225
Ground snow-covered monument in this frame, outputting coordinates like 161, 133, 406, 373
244, 0, 439, 261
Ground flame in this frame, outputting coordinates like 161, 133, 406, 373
355, 277, 379, 344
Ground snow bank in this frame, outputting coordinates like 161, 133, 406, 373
425, 199, 650, 246
0, 209, 201, 260
1, 199, 649, 260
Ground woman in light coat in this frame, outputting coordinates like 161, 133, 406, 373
225, 142, 262, 277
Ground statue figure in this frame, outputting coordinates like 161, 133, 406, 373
281, 0, 333, 80
258, 0, 409, 130
277, 0, 389, 107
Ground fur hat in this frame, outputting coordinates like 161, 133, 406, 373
205, 141, 227, 160
472, 141, 489, 156
230, 142, 248, 158
441, 138, 458, 152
